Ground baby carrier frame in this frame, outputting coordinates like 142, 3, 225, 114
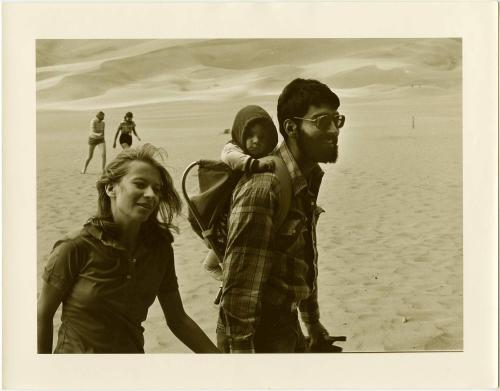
181, 157, 292, 304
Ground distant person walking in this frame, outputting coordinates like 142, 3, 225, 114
113, 112, 141, 150
82, 111, 106, 174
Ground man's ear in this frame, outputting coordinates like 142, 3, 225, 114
283, 119, 297, 139
105, 183, 116, 198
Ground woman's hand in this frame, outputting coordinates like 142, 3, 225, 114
158, 289, 219, 353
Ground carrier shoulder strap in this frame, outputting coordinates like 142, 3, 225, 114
271, 156, 292, 229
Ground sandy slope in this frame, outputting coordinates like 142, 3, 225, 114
37, 38, 461, 109
36, 39, 462, 353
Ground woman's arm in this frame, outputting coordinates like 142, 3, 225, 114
37, 281, 65, 353
158, 289, 219, 353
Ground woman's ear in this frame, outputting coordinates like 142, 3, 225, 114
105, 183, 115, 198
283, 119, 297, 139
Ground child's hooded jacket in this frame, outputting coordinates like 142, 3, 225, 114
223, 105, 278, 172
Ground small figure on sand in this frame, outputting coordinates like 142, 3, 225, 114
81, 111, 106, 174
113, 111, 141, 150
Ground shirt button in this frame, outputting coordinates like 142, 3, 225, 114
126, 275, 132, 279
131, 258, 136, 263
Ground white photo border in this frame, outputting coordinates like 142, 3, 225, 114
3, 1, 498, 389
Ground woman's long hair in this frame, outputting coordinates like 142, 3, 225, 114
92, 143, 182, 239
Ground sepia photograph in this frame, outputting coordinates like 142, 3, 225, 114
4, 2, 498, 389
36, 38, 463, 354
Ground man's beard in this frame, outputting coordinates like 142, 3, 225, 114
324, 145, 338, 164
297, 127, 339, 164
320, 140, 339, 164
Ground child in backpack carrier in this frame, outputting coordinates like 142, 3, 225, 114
202, 105, 279, 280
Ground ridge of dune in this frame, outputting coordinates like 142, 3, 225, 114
37, 39, 203, 68
37, 39, 152, 67
35, 38, 462, 121
37, 60, 306, 110
348, 38, 461, 69
328, 64, 461, 90
37, 38, 461, 110
36, 39, 207, 93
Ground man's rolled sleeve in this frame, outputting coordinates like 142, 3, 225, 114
299, 284, 320, 328
221, 174, 278, 353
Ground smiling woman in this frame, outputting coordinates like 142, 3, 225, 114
37, 144, 219, 354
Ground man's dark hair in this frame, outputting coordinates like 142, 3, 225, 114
277, 78, 340, 139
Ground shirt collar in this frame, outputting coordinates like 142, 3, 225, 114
276, 141, 324, 197
83, 220, 127, 251
83, 218, 174, 251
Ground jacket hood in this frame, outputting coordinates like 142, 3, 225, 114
231, 105, 278, 154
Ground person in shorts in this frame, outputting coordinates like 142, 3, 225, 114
113, 111, 141, 150
82, 111, 106, 174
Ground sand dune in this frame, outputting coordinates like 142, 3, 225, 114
37, 38, 461, 111
36, 39, 462, 353
36, 39, 196, 67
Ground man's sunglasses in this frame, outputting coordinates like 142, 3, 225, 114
293, 113, 345, 131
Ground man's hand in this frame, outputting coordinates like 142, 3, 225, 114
306, 322, 344, 353
307, 321, 329, 348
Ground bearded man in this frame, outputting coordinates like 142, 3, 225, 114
217, 78, 345, 353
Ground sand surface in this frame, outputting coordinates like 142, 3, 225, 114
36, 39, 462, 352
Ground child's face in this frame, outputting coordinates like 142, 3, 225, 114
244, 122, 275, 158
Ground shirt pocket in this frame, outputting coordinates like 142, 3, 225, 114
276, 214, 307, 255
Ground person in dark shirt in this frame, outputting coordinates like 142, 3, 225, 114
113, 112, 141, 150
38, 143, 219, 353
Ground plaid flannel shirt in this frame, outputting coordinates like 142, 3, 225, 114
218, 141, 325, 353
